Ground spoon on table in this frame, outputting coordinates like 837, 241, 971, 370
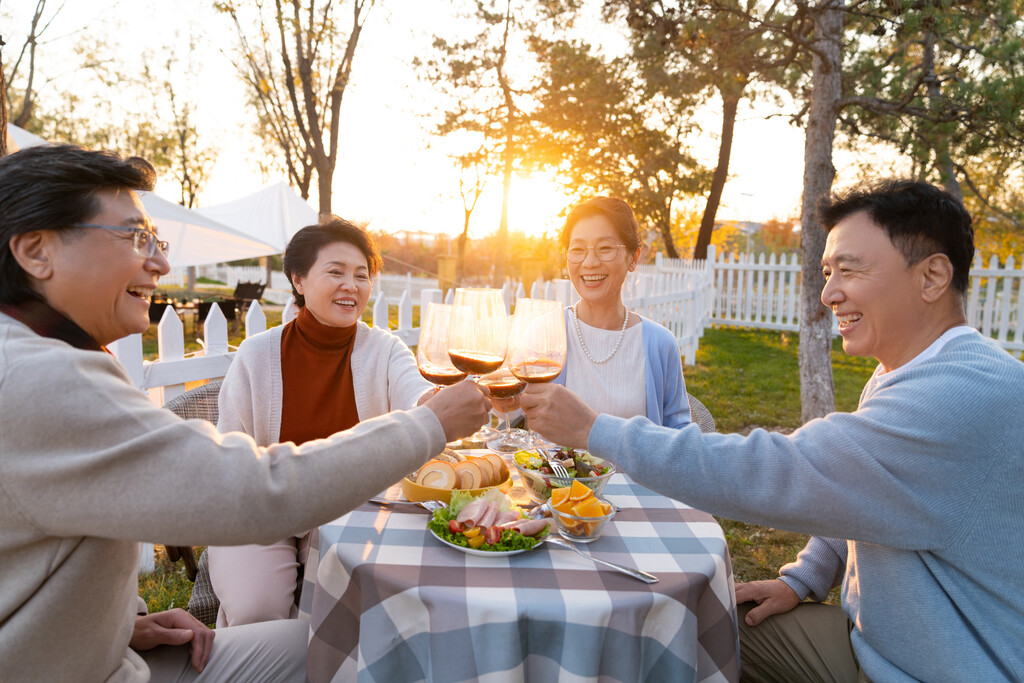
527, 504, 658, 583
543, 535, 659, 583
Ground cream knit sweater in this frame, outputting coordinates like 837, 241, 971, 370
0, 312, 445, 682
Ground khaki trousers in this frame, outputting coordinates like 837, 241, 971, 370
738, 602, 870, 683
140, 619, 308, 682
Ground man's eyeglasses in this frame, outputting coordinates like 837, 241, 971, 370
564, 244, 628, 264
73, 223, 170, 258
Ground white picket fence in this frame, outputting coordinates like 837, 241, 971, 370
708, 249, 1024, 358
966, 254, 1024, 356
711, 251, 804, 332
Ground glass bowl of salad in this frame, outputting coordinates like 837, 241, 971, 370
511, 448, 615, 505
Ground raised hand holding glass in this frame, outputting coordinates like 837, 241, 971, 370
507, 298, 567, 448
447, 288, 509, 443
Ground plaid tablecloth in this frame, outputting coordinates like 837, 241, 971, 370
300, 473, 739, 683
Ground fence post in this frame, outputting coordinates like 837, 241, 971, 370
156, 307, 186, 404
245, 301, 267, 338
420, 288, 443, 311
705, 244, 717, 331
203, 305, 230, 356
108, 333, 145, 390
553, 279, 575, 308
397, 290, 413, 334
372, 291, 389, 329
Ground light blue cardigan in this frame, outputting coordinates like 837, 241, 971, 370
588, 331, 1024, 681
553, 309, 691, 428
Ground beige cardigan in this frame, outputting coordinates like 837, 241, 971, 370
0, 312, 445, 682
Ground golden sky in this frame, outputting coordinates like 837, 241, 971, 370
6, 0, 814, 239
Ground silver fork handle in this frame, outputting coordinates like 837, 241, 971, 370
542, 457, 573, 486
545, 535, 659, 583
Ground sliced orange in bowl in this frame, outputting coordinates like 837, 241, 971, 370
572, 496, 605, 518
568, 479, 593, 502
552, 498, 576, 516
550, 486, 571, 508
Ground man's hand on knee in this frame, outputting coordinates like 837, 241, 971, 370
734, 579, 801, 626
130, 609, 215, 673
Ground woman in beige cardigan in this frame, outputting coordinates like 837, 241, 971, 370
208, 219, 436, 627
0, 144, 489, 683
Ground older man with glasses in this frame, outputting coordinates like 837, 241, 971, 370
0, 144, 492, 682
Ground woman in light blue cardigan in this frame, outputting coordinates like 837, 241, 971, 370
551, 197, 691, 428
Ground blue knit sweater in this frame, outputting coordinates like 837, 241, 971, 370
588, 331, 1024, 681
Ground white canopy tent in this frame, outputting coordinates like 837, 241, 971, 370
138, 192, 278, 267
3, 123, 279, 267
197, 181, 318, 252
4, 122, 48, 152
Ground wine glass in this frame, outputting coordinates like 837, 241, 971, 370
416, 303, 469, 387
447, 288, 509, 443
447, 288, 508, 377
506, 298, 567, 449
479, 362, 529, 453
416, 303, 470, 447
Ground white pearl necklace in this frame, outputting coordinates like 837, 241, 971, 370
572, 304, 630, 364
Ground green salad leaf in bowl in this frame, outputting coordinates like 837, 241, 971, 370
511, 449, 616, 504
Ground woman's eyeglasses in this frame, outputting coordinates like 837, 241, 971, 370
73, 223, 170, 258
564, 244, 627, 264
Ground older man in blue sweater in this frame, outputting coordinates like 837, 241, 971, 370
521, 180, 1024, 682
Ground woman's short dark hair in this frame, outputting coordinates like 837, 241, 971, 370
818, 179, 975, 296
0, 144, 156, 305
283, 215, 383, 308
560, 196, 641, 253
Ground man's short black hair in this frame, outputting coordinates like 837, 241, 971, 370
0, 144, 156, 304
817, 179, 975, 296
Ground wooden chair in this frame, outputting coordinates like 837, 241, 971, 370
148, 301, 172, 324
225, 281, 265, 316
687, 394, 716, 433
162, 380, 224, 624
161, 381, 221, 581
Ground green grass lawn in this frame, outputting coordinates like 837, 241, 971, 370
140, 324, 876, 611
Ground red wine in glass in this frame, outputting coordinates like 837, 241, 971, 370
479, 367, 529, 453
478, 373, 526, 398
449, 350, 505, 376
510, 358, 563, 383
418, 364, 468, 386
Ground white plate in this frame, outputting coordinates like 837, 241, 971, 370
428, 528, 546, 557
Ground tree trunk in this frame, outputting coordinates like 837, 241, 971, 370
921, 19, 963, 201
694, 87, 742, 260
260, 257, 273, 288
798, 0, 843, 423
658, 201, 680, 259
494, 0, 514, 286
317, 167, 332, 215
456, 212, 470, 287
1, 36, 8, 159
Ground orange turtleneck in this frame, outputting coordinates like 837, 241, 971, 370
279, 305, 360, 445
